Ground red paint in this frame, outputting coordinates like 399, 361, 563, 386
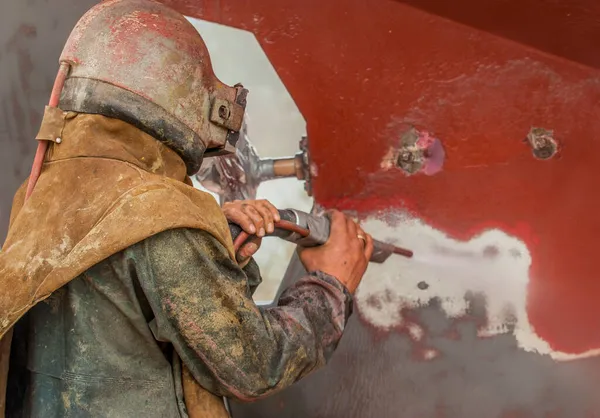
159, 0, 600, 357
398, 0, 600, 70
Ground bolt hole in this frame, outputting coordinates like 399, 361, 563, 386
527, 127, 557, 160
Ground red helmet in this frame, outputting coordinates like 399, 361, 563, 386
58, 0, 248, 175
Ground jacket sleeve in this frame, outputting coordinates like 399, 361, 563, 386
134, 228, 353, 401
241, 257, 262, 296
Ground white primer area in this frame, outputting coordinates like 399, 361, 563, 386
356, 215, 600, 361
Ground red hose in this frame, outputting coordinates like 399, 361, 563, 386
25, 62, 70, 200
233, 219, 414, 260
233, 220, 309, 252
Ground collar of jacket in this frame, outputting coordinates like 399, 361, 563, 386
43, 110, 190, 182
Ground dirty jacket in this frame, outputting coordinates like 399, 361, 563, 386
0, 112, 352, 417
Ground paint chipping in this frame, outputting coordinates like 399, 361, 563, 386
526, 127, 558, 160
356, 213, 600, 361
383, 127, 445, 175
380, 146, 397, 170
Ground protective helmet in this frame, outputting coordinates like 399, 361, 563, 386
58, 0, 247, 175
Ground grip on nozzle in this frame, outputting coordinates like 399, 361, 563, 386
288, 210, 330, 247
228, 209, 300, 244
228, 208, 412, 262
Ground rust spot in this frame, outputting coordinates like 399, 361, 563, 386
396, 127, 422, 174
395, 126, 445, 175
526, 127, 558, 160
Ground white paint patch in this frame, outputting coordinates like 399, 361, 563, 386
407, 323, 424, 342
356, 214, 599, 361
422, 348, 439, 361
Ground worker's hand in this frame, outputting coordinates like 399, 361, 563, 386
298, 210, 374, 293
222, 199, 280, 260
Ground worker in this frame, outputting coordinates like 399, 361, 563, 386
0, 1, 374, 417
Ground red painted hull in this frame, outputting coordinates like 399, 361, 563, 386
159, 1, 600, 415
163, 0, 600, 359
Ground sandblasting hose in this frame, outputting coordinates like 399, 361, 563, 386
229, 209, 413, 263
232, 220, 310, 251
25, 62, 71, 200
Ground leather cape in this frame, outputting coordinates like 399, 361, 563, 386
0, 109, 234, 417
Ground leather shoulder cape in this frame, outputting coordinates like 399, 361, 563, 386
0, 110, 234, 417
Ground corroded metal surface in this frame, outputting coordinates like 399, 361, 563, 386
526, 127, 558, 160
391, 126, 445, 176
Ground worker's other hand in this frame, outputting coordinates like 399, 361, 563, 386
298, 210, 374, 294
222, 199, 280, 260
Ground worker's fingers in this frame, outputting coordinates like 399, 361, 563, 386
223, 199, 281, 238
258, 199, 280, 222
242, 204, 266, 237
328, 210, 348, 237
253, 200, 275, 234
222, 200, 264, 236
238, 237, 262, 259
355, 223, 372, 261
223, 209, 256, 235
346, 216, 359, 237
363, 233, 374, 261
355, 224, 367, 247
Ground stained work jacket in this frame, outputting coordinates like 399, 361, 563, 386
0, 111, 352, 417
